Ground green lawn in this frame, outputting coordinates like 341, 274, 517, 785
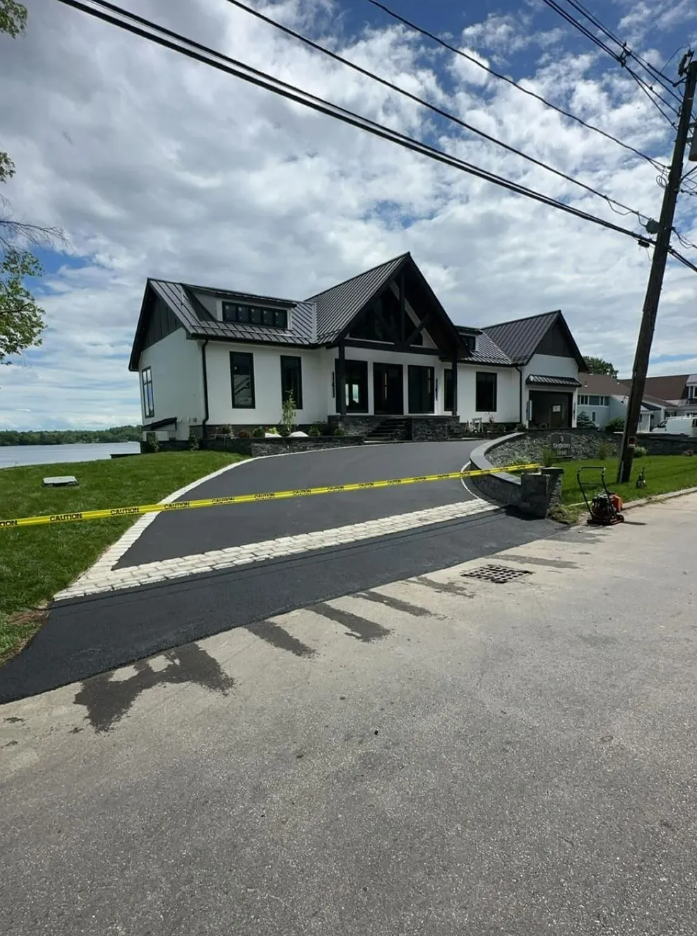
0, 450, 246, 664
559, 455, 697, 508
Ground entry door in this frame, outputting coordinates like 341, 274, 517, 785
373, 363, 404, 415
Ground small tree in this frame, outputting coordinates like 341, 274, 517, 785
281, 391, 297, 436
576, 411, 594, 428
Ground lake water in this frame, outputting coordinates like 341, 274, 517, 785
0, 442, 141, 469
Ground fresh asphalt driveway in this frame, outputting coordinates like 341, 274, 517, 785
116, 441, 485, 567
0, 442, 559, 702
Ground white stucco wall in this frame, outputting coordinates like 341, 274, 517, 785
456, 366, 519, 424
205, 342, 328, 426
138, 329, 203, 439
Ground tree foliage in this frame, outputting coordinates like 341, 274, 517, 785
0, 0, 27, 38
0, 426, 142, 446
584, 356, 618, 378
0, 248, 44, 361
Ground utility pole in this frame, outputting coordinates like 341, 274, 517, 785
617, 53, 697, 484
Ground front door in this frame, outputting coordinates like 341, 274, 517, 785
373, 363, 404, 415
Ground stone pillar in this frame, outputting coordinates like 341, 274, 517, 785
519, 468, 564, 518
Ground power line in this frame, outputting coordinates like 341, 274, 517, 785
52, 0, 697, 278
54, 0, 660, 247
541, 0, 681, 121
368, 0, 667, 172
223, 0, 652, 224
561, 0, 682, 100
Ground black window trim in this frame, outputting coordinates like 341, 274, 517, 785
280, 355, 303, 409
475, 371, 497, 413
141, 366, 154, 418
222, 301, 289, 330
230, 351, 256, 409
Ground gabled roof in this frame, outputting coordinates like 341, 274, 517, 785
642, 374, 689, 402
456, 327, 513, 366
482, 310, 585, 369
310, 253, 409, 344
578, 373, 631, 396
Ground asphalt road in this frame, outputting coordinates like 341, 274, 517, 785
2, 496, 696, 936
117, 441, 482, 567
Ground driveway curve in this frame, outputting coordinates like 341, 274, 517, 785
118, 441, 481, 568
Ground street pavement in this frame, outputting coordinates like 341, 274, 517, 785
1, 494, 696, 935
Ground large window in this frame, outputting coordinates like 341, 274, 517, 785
408, 365, 434, 413
280, 356, 303, 408
350, 289, 423, 346
335, 359, 368, 412
141, 367, 154, 418
222, 302, 288, 330
476, 372, 497, 412
230, 352, 255, 409
444, 369, 454, 412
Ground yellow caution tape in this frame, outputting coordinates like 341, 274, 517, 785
0, 463, 540, 530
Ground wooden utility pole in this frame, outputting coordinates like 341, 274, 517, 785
618, 55, 697, 483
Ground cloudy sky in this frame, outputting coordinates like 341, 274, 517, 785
1, 0, 697, 429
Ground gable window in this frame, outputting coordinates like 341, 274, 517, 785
350, 289, 423, 346
222, 302, 288, 330
280, 356, 303, 409
476, 372, 497, 412
230, 352, 255, 409
408, 365, 434, 414
141, 367, 154, 418
444, 369, 454, 412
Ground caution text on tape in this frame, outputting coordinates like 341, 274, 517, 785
0, 463, 540, 530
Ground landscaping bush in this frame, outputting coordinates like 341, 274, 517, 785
597, 440, 610, 459
541, 445, 559, 467
605, 416, 625, 433
333, 426, 346, 437
308, 424, 322, 437
252, 427, 265, 438
237, 429, 251, 439
633, 445, 648, 458
188, 432, 199, 451
265, 426, 280, 436
281, 392, 297, 437
576, 412, 594, 428
145, 431, 160, 453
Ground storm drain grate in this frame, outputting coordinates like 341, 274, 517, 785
461, 564, 533, 585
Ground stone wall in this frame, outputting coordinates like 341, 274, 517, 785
486, 429, 621, 467
204, 436, 364, 457
468, 435, 564, 517
638, 433, 697, 455
410, 416, 462, 441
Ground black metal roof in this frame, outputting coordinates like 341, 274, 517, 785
310, 253, 409, 344
456, 328, 512, 366
526, 374, 582, 387
482, 311, 561, 365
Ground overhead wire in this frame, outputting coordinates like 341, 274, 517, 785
50, 0, 697, 275
368, 0, 667, 172
561, 0, 682, 98
541, 0, 681, 122
222, 0, 653, 224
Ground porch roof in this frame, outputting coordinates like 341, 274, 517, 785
526, 374, 582, 387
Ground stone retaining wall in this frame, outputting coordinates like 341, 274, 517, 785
203, 436, 364, 457
486, 428, 620, 467
468, 434, 564, 517
637, 433, 697, 455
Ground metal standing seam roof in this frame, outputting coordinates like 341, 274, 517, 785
526, 374, 582, 387
482, 311, 561, 365
456, 329, 512, 366
149, 280, 316, 346
309, 253, 409, 344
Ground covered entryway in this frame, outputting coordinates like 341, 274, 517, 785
373, 363, 404, 415
528, 390, 572, 428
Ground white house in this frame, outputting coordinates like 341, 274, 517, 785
129, 253, 586, 439
576, 373, 672, 431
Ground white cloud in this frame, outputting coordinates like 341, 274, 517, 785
0, 0, 695, 428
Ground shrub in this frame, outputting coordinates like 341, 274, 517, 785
605, 416, 625, 434
333, 426, 346, 437
281, 392, 297, 436
266, 426, 280, 436
145, 432, 160, 453
252, 427, 265, 438
308, 424, 322, 437
540, 445, 559, 467
633, 444, 648, 458
222, 425, 234, 438
188, 431, 199, 451
576, 412, 594, 429
237, 429, 251, 439
597, 440, 610, 460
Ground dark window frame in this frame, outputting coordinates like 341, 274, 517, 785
475, 371, 497, 412
230, 351, 256, 409
222, 302, 288, 330
280, 355, 303, 409
408, 365, 435, 414
141, 366, 154, 418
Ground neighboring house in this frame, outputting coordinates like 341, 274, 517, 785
577, 373, 672, 431
128, 253, 585, 439
642, 374, 697, 417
